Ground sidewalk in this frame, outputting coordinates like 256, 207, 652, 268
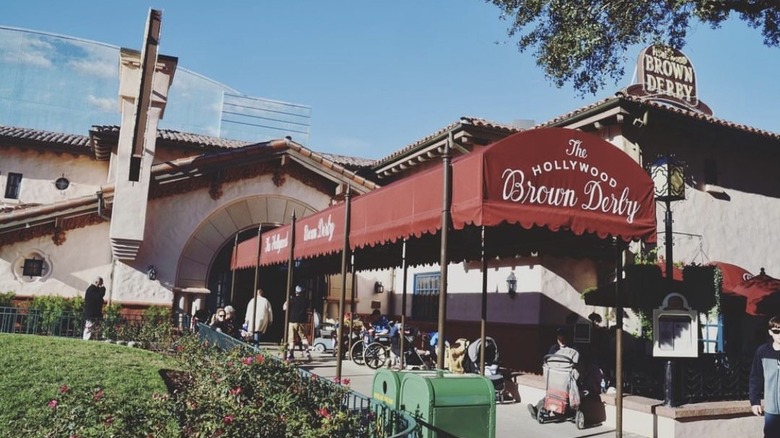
292, 349, 649, 438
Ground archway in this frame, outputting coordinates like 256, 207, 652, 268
176, 195, 317, 341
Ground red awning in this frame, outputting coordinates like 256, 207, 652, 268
232, 204, 347, 269
451, 128, 656, 242
710, 261, 752, 295
232, 128, 657, 269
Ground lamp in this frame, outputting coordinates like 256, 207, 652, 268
147, 265, 157, 281
650, 155, 685, 202
374, 281, 384, 293
506, 271, 517, 297
650, 154, 686, 408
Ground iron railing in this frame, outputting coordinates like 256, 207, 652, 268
0, 306, 190, 341
196, 323, 420, 438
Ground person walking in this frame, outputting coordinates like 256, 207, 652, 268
245, 288, 273, 344
82, 277, 106, 340
749, 315, 780, 437
284, 285, 311, 361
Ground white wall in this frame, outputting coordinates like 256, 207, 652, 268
0, 148, 107, 206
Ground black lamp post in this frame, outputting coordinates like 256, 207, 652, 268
650, 154, 686, 407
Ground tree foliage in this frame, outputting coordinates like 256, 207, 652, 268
487, 0, 780, 95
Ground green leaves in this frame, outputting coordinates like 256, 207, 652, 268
486, 0, 780, 95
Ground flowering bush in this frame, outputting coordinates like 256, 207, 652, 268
170, 336, 369, 437
27, 334, 376, 437
25, 384, 177, 437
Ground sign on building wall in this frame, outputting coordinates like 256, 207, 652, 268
627, 45, 712, 115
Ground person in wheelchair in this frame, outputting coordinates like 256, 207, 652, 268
366, 309, 390, 343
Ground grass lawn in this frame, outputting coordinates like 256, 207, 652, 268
0, 334, 181, 434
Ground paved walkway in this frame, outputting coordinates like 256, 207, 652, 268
293, 350, 648, 438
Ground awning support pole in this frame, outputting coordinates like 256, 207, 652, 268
336, 188, 352, 381
480, 226, 487, 374
400, 239, 408, 369
282, 211, 297, 352
436, 132, 453, 369
250, 225, 262, 335
615, 239, 625, 438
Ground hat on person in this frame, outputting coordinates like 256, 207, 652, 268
295, 285, 303, 294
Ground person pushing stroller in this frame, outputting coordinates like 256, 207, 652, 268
528, 327, 586, 426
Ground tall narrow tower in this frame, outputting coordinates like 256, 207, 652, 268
109, 9, 177, 259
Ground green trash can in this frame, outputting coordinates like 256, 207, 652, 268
399, 371, 495, 438
372, 369, 402, 408
372, 369, 444, 408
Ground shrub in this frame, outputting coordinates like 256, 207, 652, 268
29, 295, 83, 336
169, 339, 369, 437
26, 385, 178, 438
0, 291, 15, 307
29, 334, 374, 437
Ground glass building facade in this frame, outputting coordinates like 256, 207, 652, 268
0, 26, 311, 145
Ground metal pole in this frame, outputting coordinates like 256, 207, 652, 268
250, 226, 262, 337
615, 239, 624, 438
436, 133, 453, 369
229, 233, 238, 304
400, 239, 408, 369
480, 226, 487, 374
348, 254, 357, 361
663, 201, 678, 407
282, 211, 297, 349
336, 189, 351, 381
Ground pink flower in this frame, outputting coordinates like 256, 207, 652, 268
241, 356, 254, 365
48, 399, 58, 409
229, 386, 242, 396
342, 378, 351, 386
223, 415, 234, 425
317, 407, 331, 419
58, 384, 70, 394
255, 354, 264, 364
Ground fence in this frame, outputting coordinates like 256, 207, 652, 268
0, 306, 188, 345
196, 323, 420, 438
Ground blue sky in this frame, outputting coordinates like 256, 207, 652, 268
2, 1, 778, 159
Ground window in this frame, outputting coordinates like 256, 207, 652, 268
704, 159, 718, 185
22, 258, 44, 278
412, 272, 440, 321
4, 172, 22, 199
13, 251, 51, 282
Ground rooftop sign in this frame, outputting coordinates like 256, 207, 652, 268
628, 45, 712, 115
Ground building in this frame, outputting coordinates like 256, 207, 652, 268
2, 17, 779, 376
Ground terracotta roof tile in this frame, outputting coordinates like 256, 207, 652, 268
90, 125, 251, 149
539, 92, 780, 140
0, 125, 92, 151
374, 116, 521, 165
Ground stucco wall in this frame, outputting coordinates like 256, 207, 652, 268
0, 148, 107, 206
0, 223, 112, 298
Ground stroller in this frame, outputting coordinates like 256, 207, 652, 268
390, 325, 434, 370
464, 336, 507, 403
311, 321, 338, 356
534, 348, 590, 429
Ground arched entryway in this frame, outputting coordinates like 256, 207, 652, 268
175, 195, 318, 342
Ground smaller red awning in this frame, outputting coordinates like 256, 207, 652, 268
232, 204, 347, 270
710, 261, 752, 295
